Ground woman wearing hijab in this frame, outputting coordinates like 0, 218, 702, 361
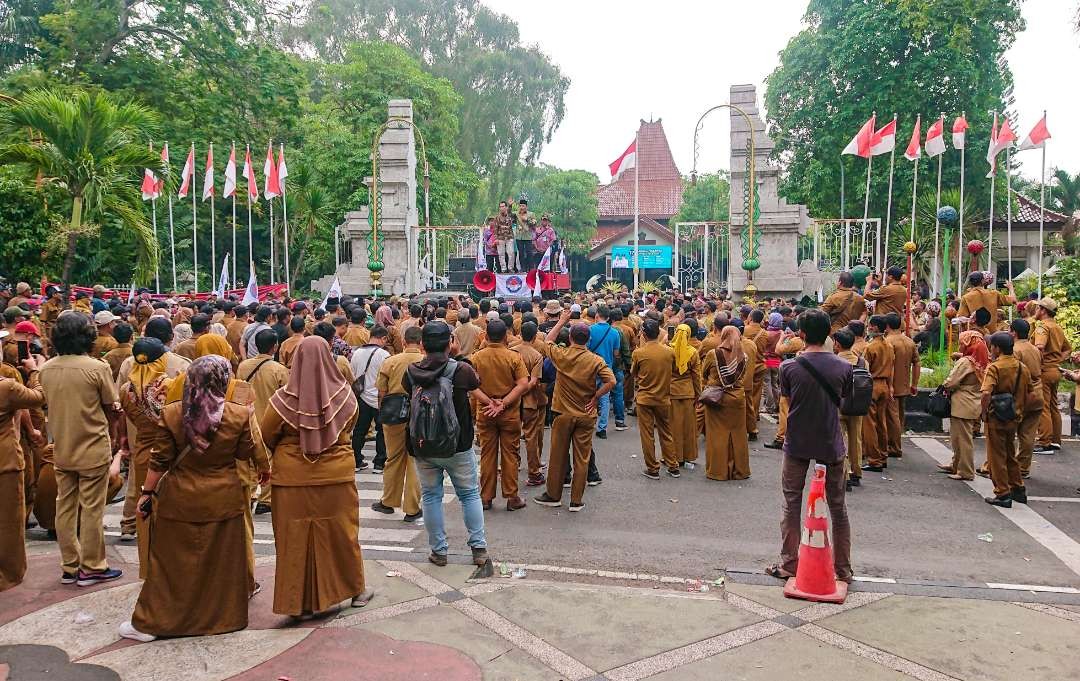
261, 336, 372, 618
196, 331, 238, 372
172, 323, 193, 350
669, 324, 702, 467
119, 355, 269, 642
700, 325, 751, 480
0, 354, 45, 592
939, 330, 989, 481
762, 312, 784, 414
375, 305, 403, 355
117, 337, 171, 576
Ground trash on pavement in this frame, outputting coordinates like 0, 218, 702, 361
669, 498, 678, 503
511, 567, 527, 579
73, 611, 95, 624
977, 533, 993, 543
385, 570, 402, 578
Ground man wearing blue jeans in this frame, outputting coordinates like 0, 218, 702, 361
588, 305, 625, 438
404, 322, 496, 569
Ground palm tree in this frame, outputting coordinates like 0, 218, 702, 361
287, 161, 335, 287
887, 188, 987, 289
1051, 169, 1080, 215
0, 89, 163, 285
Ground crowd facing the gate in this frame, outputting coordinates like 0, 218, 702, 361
0, 264, 1076, 641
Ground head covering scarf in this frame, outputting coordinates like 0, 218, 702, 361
269, 336, 358, 458
210, 322, 228, 337
195, 332, 234, 362
767, 312, 783, 331
671, 323, 695, 375
959, 330, 990, 381
715, 325, 746, 389
129, 337, 168, 399
172, 306, 193, 327
182, 355, 231, 453
375, 306, 394, 328
173, 323, 193, 346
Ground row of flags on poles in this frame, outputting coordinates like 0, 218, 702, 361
140, 142, 289, 202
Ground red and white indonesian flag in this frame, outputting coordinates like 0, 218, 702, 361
321, 276, 341, 311
842, 115, 876, 158
870, 118, 896, 156
223, 144, 237, 198
156, 143, 168, 195
277, 145, 288, 191
904, 116, 922, 161
240, 269, 259, 306
924, 117, 946, 157
202, 144, 215, 201
243, 145, 258, 199
1018, 114, 1051, 151
952, 115, 968, 150
609, 139, 636, 179
985, 113, 999, 177
141, 167, 159, 201
991, 117, 1017, 159
178, 145, 195, 198
263, 143, 281, 199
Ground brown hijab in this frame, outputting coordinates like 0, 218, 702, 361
715, 325, 746, 389
269, 336, 358, 457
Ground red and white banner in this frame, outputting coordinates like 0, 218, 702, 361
1018, 114, 1051, 151
952, 115, 968, 150
41, 281, 288, 303
609, 140, 637, 179
924, 117, 946, 157
141, 167, 159, 201
277, 145, 288, 190
842, 115, 876, 158
870, 118, 896, 156
263, 143, 281, 199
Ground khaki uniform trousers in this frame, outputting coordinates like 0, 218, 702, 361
1037, 369, 1061, 447
885, 395, 907, 457
987, 418, 1023, 498
1017, 409, 1041, 476
862, 381, 891, 467
775, 396, 790, 442
948, 416, 976, 479
841, 414, 863, 478
545, 413, 596, 505
477, 408, 522, 502
521, 407, 545, 477
746, 369, 765, 435
637, 403, 678, 474
55, 463, 110, 574
380, 422, 421, 515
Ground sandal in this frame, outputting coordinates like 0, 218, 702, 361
351, 590, 376, 608
764, 564, 794, 580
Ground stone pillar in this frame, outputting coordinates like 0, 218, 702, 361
727, 84, 810, 299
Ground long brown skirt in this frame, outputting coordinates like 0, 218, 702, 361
671, 398, 699, 463
704, 392, 751, 481
32, 461, 56, 531
0, 470, 26, 592
271, 482, 365, 616
131, 513, 249, 636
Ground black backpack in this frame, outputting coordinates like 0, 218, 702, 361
796, 355, 872, 417
408, 359, 460, 458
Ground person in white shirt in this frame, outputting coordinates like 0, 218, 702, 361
349, 325, 390, 472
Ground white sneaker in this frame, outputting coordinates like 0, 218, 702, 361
118, 620, 156, 642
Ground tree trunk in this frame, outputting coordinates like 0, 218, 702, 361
60, 196, 83, 286
291, 229, 313, 288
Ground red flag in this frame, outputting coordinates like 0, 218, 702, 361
992, 117, 1017, 158
141, 167, 158, 201
952, 115, 968, 150
202, 144, 215, 201
242, 145, 258, 199
263, 143, 281, 199
223, 144, 237, 198
904, 116, 922, 161
924, 117, 946, 157
156, 143, 168, 195
609, 140, 637, 179
1018, 114, 1051, 151
842, 115, 876, 158
869, 118, 896, 156
178, 144, 195, 198
277, 145, 288, 191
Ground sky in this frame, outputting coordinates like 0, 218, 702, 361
483, 0, 1078, 184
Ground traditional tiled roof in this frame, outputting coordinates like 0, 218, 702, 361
587, 217, 675, 258
987, 189, 1069, 226
597, 119, 684, 219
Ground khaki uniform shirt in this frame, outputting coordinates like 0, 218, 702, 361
453, 322, 482, 358
0, 371, 45, 473
173, 337, 200, 361
103, 343, 133, 382
237, 353, 290, 418
470, 343, 528, 405
343, 324, 370, 348
981, 355, 1029, 421
864, 335, 895, 383
864, 282, 907, 318
512, 342, 546, 410
959, 288, 1011, 333
1032, 318, 1071, 370
39, 354, 118, 472
376, 348, 424, 396
335, 355, 354, 385
1013, 340, 1044, 414
279, 334, 303, 368
39, 299, 65, 338
538, 342, 615, 418
886, 331, 918, 395
116, 351, 190, 393
670, 350, 702, 400
226, 318, 246, 357
630, 342, 675, 407
942, 357, 983, 420
821, 287, 866, 332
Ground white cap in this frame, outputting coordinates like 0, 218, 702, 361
570, 303, 582, 313
94, 310, 118, 325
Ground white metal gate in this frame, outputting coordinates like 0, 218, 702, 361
673, 222, 730, 293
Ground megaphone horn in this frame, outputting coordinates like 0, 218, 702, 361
473, 269, 496, 293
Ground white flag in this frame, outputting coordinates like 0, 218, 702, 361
127, 282, 136, 306
240, 268, 259, 305
476, 227, 488, 271
215, 253, 230, 297
321, 276, 341, 311
537, 245, 553, 272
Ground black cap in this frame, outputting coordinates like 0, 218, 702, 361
422, 320, 451, 345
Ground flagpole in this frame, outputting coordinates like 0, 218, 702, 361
932, 114, 944, 296
987, 110, 996, 268
210, 143, 216, 289
1037, 110, 1047, 297
957, 112, 966, 296
191, 142, 198, 293
167, 189, 176, 292
861, 137, 873, 266
246, 144, 254, 282
1006, 144, 1013, 289
281, 143, 290, 293
633, 130, 640, 292
882, 113, 896, 270
151, 197, 160, 294
231, 142, 237, 288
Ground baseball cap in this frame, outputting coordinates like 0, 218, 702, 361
1037, 297, 1059, 313
94, 310, 118, 325
4, 306, 28, 323
421, 320, 451, 346
570, 303, 582, 313
14, 320, 40, 335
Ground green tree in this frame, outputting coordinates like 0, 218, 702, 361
0, 171, 57, 282
294, 0, 569, 215
765, 0, 1025, 222
0, 89, 164, 285
1050, 169, 1080, 216
286, 161, 336, 286
671, 172, 730, 224
516, 166, 598, 251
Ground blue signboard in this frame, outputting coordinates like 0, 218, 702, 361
611, 245, 672, 269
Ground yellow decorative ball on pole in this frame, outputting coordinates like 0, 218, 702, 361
903, 241, 918, 254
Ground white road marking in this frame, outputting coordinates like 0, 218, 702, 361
1028, 496, 1080, 504
910, 436, 1080, 580
985, 583, 1080, 594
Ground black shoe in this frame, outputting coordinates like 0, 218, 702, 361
1011, 487, 1028, 504
1033, 446, 1055, 455
25, 519, 37, 530
569, 502, 585, 512
984, 494, 1012, 508
667, 468, 681, 478
471, 547, 490, 566
372, 467, 384, 474
370, 501, 395, 514
849, 475, 861, 487
596, 430, 607, 440
748, 432, 758, 441
533, 493, 561, 507
254, 503, 272, 515
763, 439, 783, 450
403, 511, 423, 522
861, 464, 884, 472
481, 500, 493, 511
1049, 443, 1062, 451
428, 552, 447, 567
355, 462, 369, 471
587, 477, 602, 487
846, 481, 853, 492
641, 470, 660, 480
563, 479, 571, 488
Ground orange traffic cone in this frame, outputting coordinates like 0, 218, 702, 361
783, 463, 848, 604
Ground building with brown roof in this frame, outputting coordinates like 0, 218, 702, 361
976, 189, 1074, 282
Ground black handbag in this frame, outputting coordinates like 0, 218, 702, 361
926, 386, 951, 419
989, 366, 1023, 422
379, 393, 410, 425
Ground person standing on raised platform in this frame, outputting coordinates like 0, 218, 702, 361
513, 195, 537, 272
495, 201, 515, 273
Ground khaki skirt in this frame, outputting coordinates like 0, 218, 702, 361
0, 470, 26, 592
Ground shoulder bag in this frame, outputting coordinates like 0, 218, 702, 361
989, 365, 1023, 422
698, 349, 728, 407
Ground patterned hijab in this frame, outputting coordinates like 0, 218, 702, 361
959, 330, 990, 382
375, 305, 394, 328
671, 323, 695, 375
182, 355, 232, 453
128, 337, 168, 415
269, 336, 358, 457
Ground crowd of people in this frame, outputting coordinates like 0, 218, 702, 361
0, 265, 1075, 640
479, 194, 560, 273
